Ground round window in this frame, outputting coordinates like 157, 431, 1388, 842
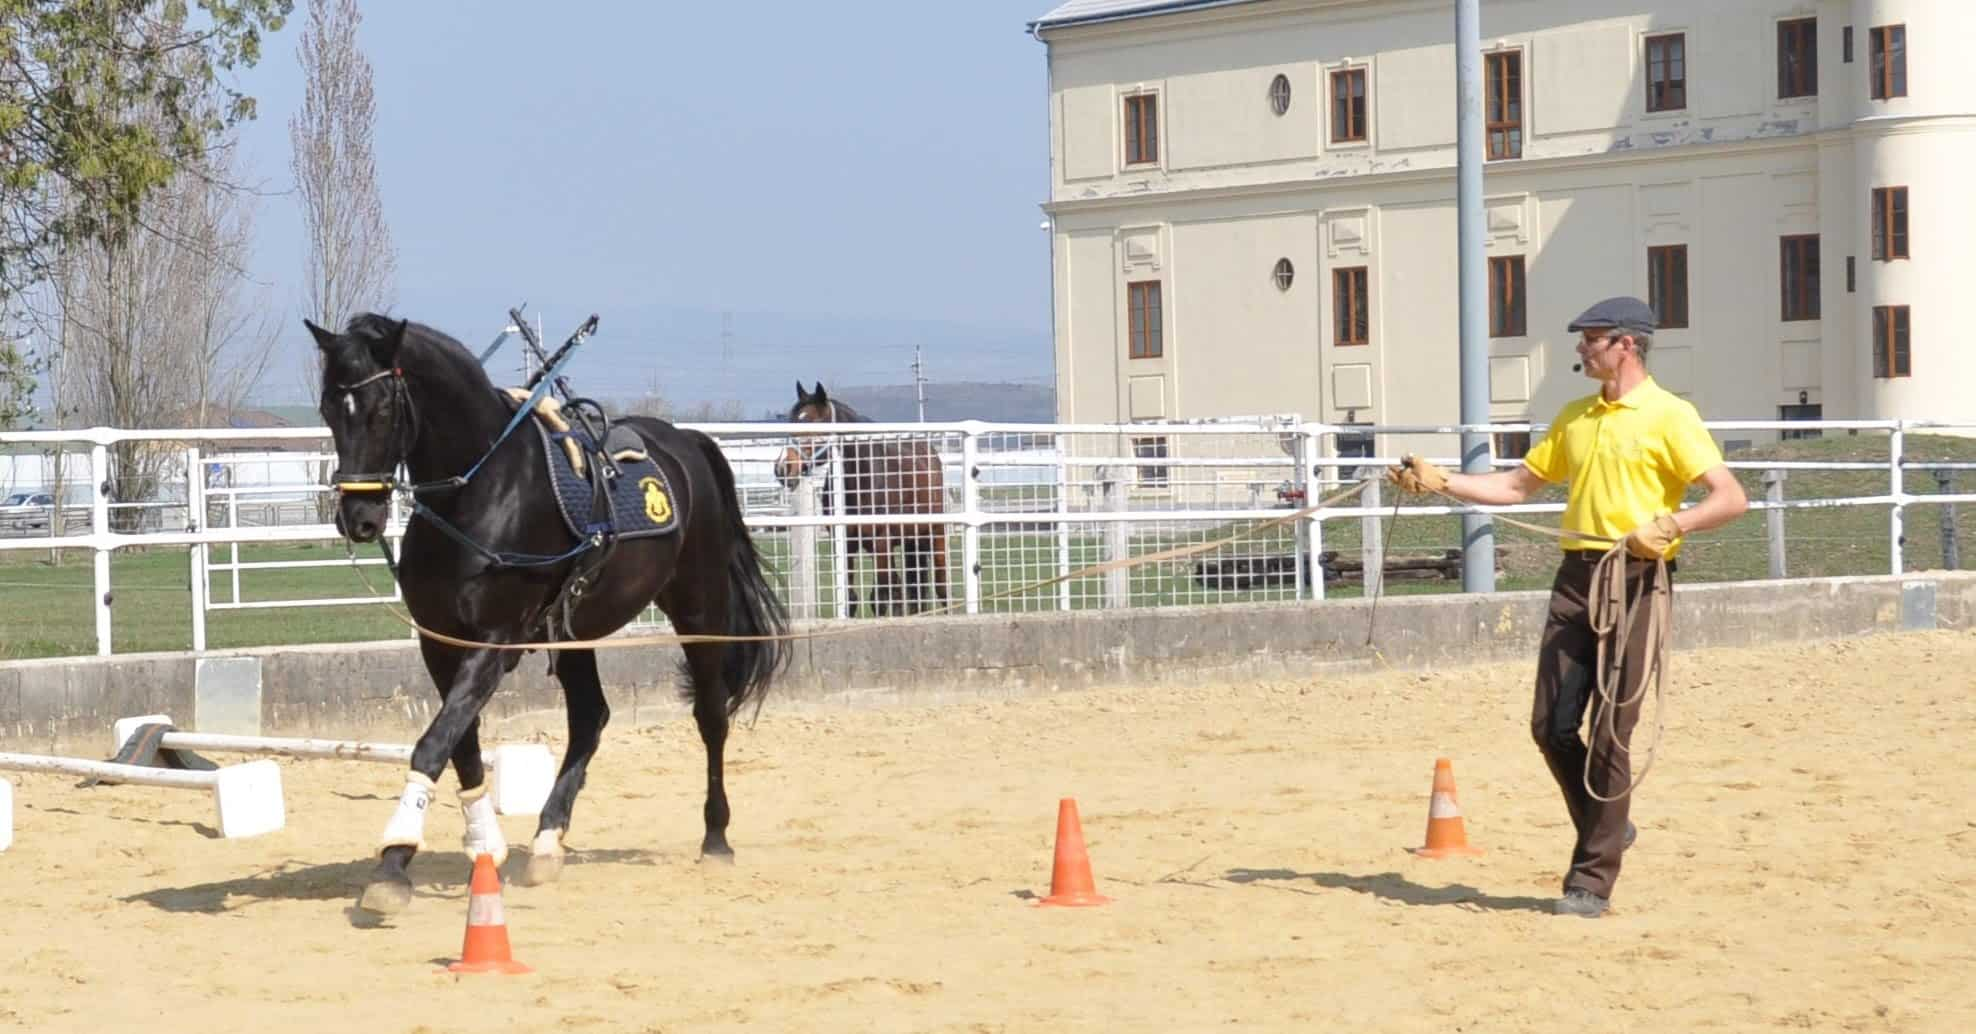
1273, 258, 1295, 291
1269, 74, 1292, 116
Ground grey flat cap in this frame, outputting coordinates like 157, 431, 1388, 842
1567, 296, 1658, 334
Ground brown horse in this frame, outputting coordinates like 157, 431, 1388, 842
774, 382, 949, 617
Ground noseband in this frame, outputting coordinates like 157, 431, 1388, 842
331, 366, 419, 496
785, 399, 840, 479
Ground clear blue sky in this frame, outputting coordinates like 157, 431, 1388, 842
231, 1, 1058, 413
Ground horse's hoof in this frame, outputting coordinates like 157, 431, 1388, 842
699, 846, 736, 866
357, 876, 413, 915
521, 849, 564, 886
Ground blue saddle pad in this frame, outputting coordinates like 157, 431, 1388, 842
530, 416, 681, 542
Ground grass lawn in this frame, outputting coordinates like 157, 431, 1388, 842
2, 432, 1970, 660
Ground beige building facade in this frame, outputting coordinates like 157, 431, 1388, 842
1029, 0, 1976, 455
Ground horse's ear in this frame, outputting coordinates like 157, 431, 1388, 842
365, 318, 408, 366
795, 379, 809, 401
304, 319, 338, 351
813, 382, 828, 402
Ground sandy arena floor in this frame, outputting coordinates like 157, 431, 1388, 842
3, 629, 1974, 1033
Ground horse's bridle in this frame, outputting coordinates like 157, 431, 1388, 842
784, 399, 841, 480
330, 366, 421, 496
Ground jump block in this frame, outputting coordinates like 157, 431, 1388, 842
0, 753, 284, 840
113, 716, 556, 816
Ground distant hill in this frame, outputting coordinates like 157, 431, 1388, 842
818, 381, 1055, 423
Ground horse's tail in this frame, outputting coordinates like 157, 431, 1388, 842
694, 430, 791, 717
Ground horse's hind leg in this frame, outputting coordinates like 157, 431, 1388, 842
682, 640, 739, 861
522, 648, 610, 886
360, 643, 507, 916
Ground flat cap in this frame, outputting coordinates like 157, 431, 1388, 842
1567, 296, 1658, 334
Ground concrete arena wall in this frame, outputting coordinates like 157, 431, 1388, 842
2, 572, 1970, 753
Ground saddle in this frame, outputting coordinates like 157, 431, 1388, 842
499, 387, 681, 543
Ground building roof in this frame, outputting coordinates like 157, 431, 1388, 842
1028, 0, 1266, 34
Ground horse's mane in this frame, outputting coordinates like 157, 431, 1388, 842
344, 313, 494, 397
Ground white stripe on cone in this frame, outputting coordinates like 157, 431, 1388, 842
467, 894, 505, 927
1428, 792, 1460, 819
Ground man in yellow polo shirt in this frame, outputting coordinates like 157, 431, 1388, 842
1388, 296, 1748, 918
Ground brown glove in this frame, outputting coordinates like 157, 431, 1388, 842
1623, 512, 1682, 559
1386, 454, 1449, 495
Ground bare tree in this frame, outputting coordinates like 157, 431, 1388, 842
50, 130, 277, 532
290, 0, 394, 521
290, 0, 395, 333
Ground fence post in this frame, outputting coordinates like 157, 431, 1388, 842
790, 479, 817, 621
1293, 430, 1313, 601
962, 427, 981, 615
1763, 468, 1787, 579
1937, 470, 1960, 571
91, 441, 111, 656
187, 446, 207, 653
1104, 467, 1129, 609
1055, 438, 1072, 612
1889, 425, 1906, 575
829, 446, 850, 619
1361, 474, 1383, 599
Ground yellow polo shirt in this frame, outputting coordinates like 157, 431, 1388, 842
1522, 377, 1724, 555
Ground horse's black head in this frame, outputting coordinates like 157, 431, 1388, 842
309, 314, 411, 544
776, 381, 838, 489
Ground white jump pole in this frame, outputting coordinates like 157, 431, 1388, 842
0, 753, 284, 841
1, 778, 12, 851
113, 716, 555, 817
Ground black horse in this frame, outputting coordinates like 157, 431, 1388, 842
309, 314, 789, 915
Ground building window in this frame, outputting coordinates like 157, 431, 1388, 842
1646, 33, 1687, 112
1132, 435, 1169, 487
1272, 258, 1295, 291
1127, 280, 1162, 358
1842, 25, 1853, 64
1485, 52, 1522, 160
1269, 74, 1292, 116
1778, 18, 1817, 98
1124, 94, 1158, 165
1489, 255, 1526, 337
1873, 305, 1910, 378
1648, 245, 1689, 329
1779, 404, 1823, 441
1869, 25, 1905, 99
1780, 235, 1820, 322
1872, 187, 1908, 261
1331, 68, 1367, 143
1334, 267, 1369, 345
1494, 431, 1531, 461
1847, 256, 1856, 293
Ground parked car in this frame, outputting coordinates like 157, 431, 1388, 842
0, 491, 92, 534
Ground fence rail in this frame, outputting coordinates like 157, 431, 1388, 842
1, 418, 1971, 658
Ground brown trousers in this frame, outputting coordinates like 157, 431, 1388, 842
1531, 551, 1670, 899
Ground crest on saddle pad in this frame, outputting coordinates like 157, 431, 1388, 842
502, 389, 681, 542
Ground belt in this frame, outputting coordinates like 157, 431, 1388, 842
1562, 549, 1677, 574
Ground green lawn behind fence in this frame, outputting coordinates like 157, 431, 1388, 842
2, 432, 1970, 659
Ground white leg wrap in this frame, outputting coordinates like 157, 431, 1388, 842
531, 828, 565, 859
379, 771, 435, 852
459, 784, 508, 866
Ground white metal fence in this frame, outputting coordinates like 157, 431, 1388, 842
1, 418, 1971, 658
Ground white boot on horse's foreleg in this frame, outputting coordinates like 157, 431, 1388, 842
458, 782, 508, 867
378, 770, 435, 853
522, 828, 565, 886
358, 772, 434, 915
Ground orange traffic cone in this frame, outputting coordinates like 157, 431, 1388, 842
1411, 758, 1483, 859
446, 852, 532, 974
1037, 797, 1110, 907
